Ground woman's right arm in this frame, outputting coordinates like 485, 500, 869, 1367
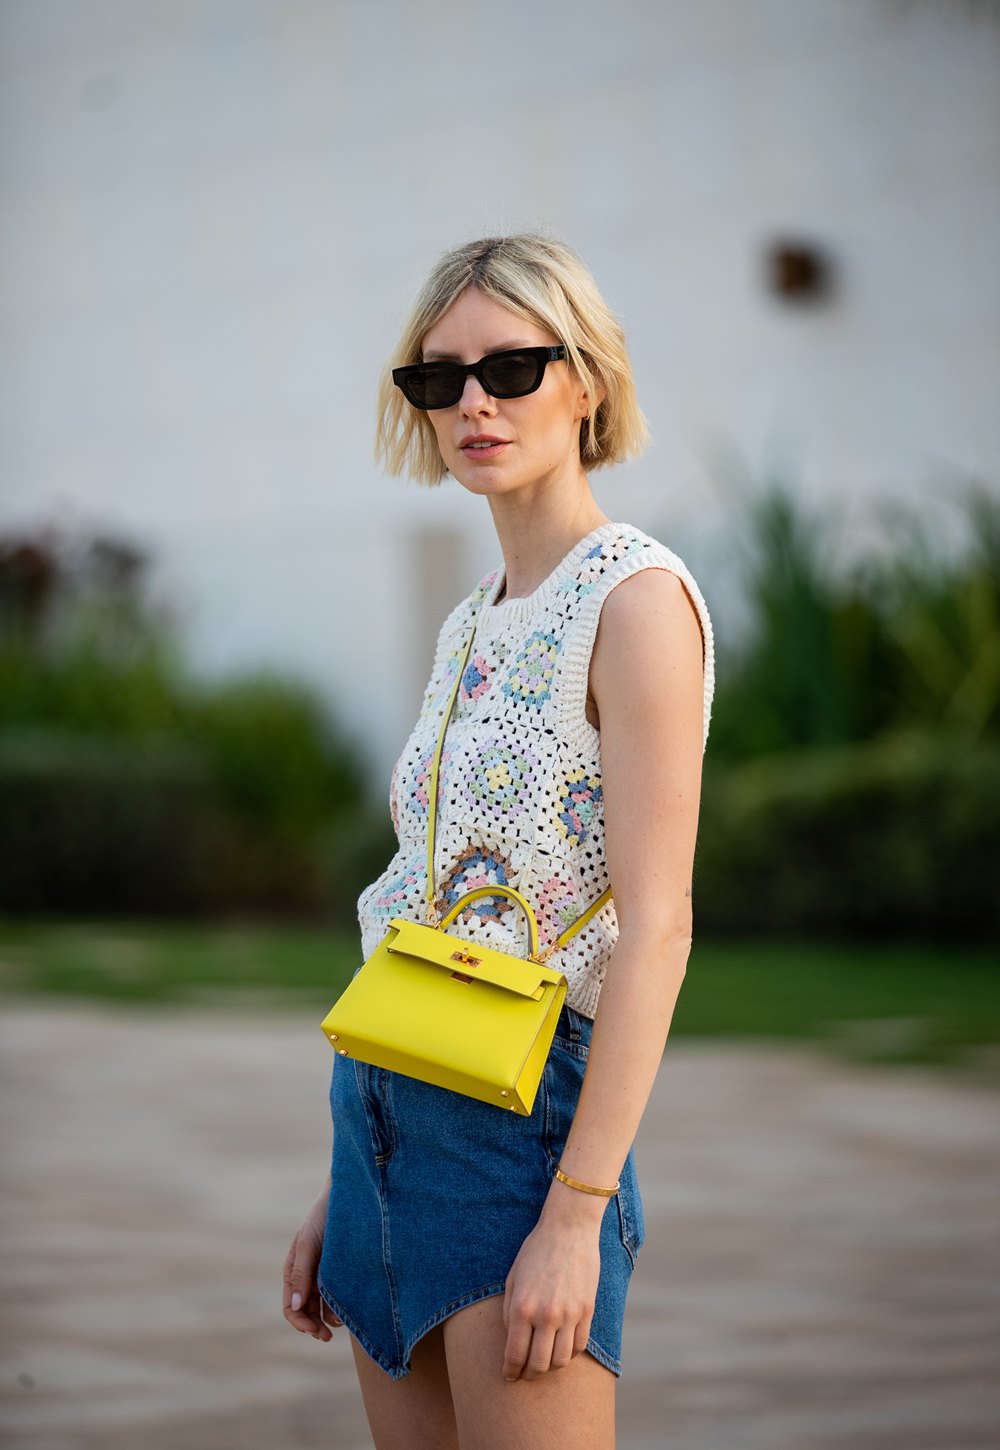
282, 1175, 342, 1341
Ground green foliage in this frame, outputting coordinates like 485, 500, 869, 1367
696, 477, 1000, 939
0, 545, 187, 736
875, 490, 1000, 738
0, 524, 370, 920
709, 489, 865, 753
696, 731, 1000, 939
188, 674, 362, 834
0, 727, 330, 916
709, 481, 1000, 758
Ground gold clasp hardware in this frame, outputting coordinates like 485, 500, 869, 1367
449, 948, 481, 968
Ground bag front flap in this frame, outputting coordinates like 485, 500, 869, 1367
385, 918, 565, 1000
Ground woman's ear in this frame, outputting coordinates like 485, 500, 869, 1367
580, 369, 607, 419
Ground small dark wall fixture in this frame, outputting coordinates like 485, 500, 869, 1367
765, 238, 835, 305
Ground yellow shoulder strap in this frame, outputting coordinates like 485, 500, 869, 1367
424, 603, 613, 951
425, 619, 478, 916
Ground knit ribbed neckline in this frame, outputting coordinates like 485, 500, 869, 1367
481, 521, 624, 624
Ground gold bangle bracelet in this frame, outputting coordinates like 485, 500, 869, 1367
554, 1166, 620, 1198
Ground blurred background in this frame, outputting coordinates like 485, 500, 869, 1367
1, 1, 998, 1447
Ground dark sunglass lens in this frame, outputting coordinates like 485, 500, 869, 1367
481, 353, 541, 398
400, 363, 459, 408
416, 363, 463, 408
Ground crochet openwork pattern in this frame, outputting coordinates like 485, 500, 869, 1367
360, 523, 716, 1018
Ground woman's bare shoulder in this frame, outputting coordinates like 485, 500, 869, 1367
596, 566, 704, 656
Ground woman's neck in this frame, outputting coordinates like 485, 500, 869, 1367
488, 480, 609, 601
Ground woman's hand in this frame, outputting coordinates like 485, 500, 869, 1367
283, 1180, 341, 1342
501, 1185, 605, 1381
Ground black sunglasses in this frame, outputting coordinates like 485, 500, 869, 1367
392, 345, 567, 410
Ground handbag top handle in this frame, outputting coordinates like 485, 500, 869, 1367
423, 601, 612, 962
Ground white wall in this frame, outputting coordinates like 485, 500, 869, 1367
2, 0, 999, 780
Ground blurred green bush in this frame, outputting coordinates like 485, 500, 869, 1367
708, 484, 1000, 757
697, 731, 999, 938
0, 527, 392, 922
700, 479, 1000, 938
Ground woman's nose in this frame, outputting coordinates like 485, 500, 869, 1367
458, 374, 497, 415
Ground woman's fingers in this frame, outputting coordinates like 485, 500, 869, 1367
504, 1310, 584, 1381
501, 1222, 599, 1379
502, 1310, 534, 1382
550, 1323, 578, 1371
522, 1320, 558, 1381
572, 1316, 591, 1359
305, 1287, 336, 1341
283, 1230, 335, 1339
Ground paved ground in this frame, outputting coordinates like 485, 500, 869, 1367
1, 1002, 998, 1450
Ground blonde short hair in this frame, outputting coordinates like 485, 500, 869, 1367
375, 233, 650, 484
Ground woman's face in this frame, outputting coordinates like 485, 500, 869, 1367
419, 287, 591, 499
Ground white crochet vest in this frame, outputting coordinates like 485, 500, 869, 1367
359, 522, 716, 1018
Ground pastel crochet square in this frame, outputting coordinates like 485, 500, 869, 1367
365, 855, 425, 918
558, 535, 644, 598
556, 768, 603, 848
421, 644, 464, 718
460, 653, 495, 703
502, 631, 561, 708
536, 873, 582, 947
461, 737, 541, 824
438, 843, 515, 924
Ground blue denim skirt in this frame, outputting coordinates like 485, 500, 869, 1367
317, 1004, 644, 1380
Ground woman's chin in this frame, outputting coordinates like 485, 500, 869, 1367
449, 466, 521, 497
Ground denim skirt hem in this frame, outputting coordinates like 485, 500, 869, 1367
318, 1005, 642, 1382
318, 1275, 623, 1381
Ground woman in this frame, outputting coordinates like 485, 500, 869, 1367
284, 233, 714, 1449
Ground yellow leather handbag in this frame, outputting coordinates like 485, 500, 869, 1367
320, 605, 611, 1115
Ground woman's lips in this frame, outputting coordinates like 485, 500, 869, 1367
460, 437, 509, 459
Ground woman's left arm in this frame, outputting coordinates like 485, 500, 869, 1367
501, 568, 706, 1383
